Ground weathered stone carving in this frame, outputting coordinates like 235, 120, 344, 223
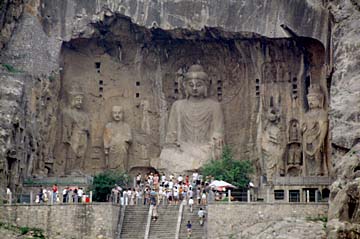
261, 107, 283, 183
103, 106, 132, 171
302, 84, 329, 176
62, 86, 90, 175
159, 64, 224, 174
286, 119, 302, 175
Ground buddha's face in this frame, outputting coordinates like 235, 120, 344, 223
72, 95, 84, 109
185, 78, 207, 98
112, 107, 124, 121
307, 95, 321, 109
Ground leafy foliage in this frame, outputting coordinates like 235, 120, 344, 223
0, 222, 45, 238
90, 170, 130, 202
1, 63, 20, 73
201, 145, 253, 188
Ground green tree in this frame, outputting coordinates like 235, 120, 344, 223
90, 170, 130, 202
201, 145, 253, 188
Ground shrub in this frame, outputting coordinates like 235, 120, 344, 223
20, 226, 30, 235
201, 145, 254, 188
90, 170, 130, 202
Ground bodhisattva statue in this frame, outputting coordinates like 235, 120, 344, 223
62, 87, 90, 175
159, 64, 224, 174
261, 107, 283, 183
103, 106, 132, 171
302, 84, 329, 176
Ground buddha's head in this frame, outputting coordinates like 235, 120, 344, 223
112, 106, 124, 122
70, 86, 84, 110
307, 84, 324, 110
183, 64, 210, 99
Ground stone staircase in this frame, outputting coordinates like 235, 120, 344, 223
148, 204, 180, 239
179, 205, 206, 239
120, 206, 149, 239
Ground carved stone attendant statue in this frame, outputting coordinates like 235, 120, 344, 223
103, 106, 132, 171
287, 119, 301, 167
261, 107, 283, 183
62, 87, 90, 175
159, 64, 224, 174
302, 84, 329, 176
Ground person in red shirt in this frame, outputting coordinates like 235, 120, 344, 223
185, 175, 190, 186
52, 184, 58, 203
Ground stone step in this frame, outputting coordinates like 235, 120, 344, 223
148, 206, 180, 239
120, 206, 149, 239
179, 205, 205, 239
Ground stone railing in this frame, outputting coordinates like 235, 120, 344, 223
272, 176, 335, 186
23, 176, 93, 186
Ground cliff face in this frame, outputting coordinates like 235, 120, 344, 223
0, 0, 331, 190
326, 0, 360, 237
328, 0, 360, 152
0, 0, 359, 237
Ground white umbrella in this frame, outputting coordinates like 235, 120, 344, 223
209, 180, 237, 189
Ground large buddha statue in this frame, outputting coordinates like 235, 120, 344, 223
302, 84, 329, 176
62, 86, 90, 175
103, 106, 132, 171
159, 64, 224, 174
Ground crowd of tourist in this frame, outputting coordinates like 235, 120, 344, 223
34, 184, 88, 204
110, 171, 217, 207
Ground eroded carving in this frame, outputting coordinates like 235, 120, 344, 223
103, 106, 132, 171
286, 119, 302, 175
159, 64, 224, 174
261, 107, 284, 183
62, 86, 90, 175
302, 84, 329, 176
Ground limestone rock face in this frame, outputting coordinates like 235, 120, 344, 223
0, 0, 333, 192
327, 143, 360, 238
325, 1, 360, 237
328, 0, 360, 153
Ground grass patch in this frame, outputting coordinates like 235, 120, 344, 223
306, 215, 328, 223
0, 222, 46, 238
1, 63, 21, 73
306, 216, 328, 229
48, 75, 55, 81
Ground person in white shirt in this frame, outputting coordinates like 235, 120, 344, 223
192, 172, 198, 184
169, 180, 174, 190
188, 196, 194, 212
136, 174, 142, 186
77, 188, 84, 203
178, 175, 183, 184
161, 173, 166, 183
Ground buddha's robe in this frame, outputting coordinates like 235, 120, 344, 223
103, 121, 132, 171
159, 98, 224, 174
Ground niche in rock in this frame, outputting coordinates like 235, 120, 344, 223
51, 15, 330, 180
